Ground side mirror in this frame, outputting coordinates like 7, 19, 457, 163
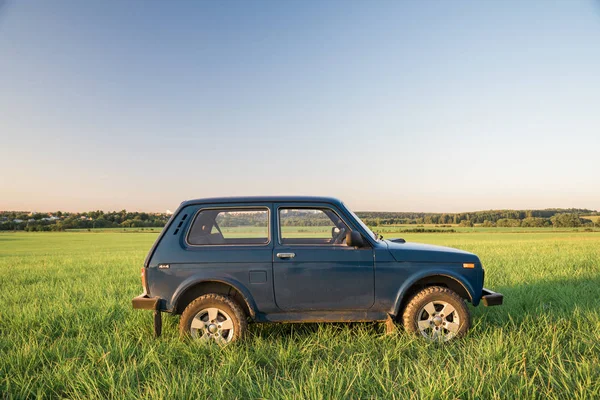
346, 230, 364, 248
331, 227, 340, 238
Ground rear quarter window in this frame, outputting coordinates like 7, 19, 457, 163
187, 208, 269, 246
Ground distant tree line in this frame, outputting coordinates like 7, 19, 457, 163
1, 208, 598, 231
279, 210, 333, 227
216, 211, 268, 227
356, 209, 600, 228
215, 210, 332, 227
0, 210, 169, 231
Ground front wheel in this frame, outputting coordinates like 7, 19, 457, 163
402, 286, 471, 342
180, 294, 247, 344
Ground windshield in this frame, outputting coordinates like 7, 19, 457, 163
343, 203, 378, 241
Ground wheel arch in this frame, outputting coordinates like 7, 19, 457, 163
392, 272, 475, 317
171, 278, 256, 318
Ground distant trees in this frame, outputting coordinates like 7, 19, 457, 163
439, 214, 452, 224
356, 209, 597, 228
496, 219, 521, 227
550, 213, 587, 228
1, 208, 598, 231
0, 210, 169, 231
521, 217, 551, 228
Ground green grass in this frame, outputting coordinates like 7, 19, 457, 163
1, 230, 600, 399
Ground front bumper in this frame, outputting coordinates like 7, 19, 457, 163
132, 294, 163, 337
481, 288, 503, 306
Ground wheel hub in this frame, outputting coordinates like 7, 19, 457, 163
190, 307, 235, 343
416, 299, 461, 342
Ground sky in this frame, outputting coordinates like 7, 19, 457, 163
1, 0, 599, 213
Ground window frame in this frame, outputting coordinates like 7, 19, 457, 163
276, 206, 352, 247
185, 206, 271, 247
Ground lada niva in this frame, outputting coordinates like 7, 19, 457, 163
133, 196, 502, 343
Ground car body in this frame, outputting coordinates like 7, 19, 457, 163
133, 196, 503, 342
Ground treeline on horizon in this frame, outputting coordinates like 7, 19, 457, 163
358, 209, 600, 228
0, 210, 169, 231
0, 208, 599, 231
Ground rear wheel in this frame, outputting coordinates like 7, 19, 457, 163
180, 293, 247, 344
402, 286, 470, 342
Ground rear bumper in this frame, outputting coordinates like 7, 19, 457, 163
132, 294, 163, 337
481, 288, 503, 306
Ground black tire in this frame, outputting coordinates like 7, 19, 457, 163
179, 293, 247, 343
402, 286, 471, 341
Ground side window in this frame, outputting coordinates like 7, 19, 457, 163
187, 208, 269, 245
279, 208, 349, 246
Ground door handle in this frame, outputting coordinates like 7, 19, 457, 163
277, 252, 296, 259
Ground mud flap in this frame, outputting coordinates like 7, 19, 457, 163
154, 310, 162, 338
385, 314, 396, 334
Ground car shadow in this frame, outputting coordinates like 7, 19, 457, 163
250, 320, 382, 339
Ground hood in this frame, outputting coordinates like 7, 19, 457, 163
385, 239, 480, 264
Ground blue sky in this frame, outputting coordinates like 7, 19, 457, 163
1, 1, 599, 212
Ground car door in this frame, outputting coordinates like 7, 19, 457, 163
272, 203, 375, 311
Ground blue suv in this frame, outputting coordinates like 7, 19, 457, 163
133, 196, 502, 343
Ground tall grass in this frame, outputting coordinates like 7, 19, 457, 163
1, 231, 599, 399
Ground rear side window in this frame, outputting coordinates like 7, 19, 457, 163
187, 208, 269, 246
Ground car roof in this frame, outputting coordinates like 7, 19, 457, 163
180, 196, 343, 207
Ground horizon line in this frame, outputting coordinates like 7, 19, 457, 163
1, 206, 598, 214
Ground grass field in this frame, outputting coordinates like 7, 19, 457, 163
1, 229, 600, 399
